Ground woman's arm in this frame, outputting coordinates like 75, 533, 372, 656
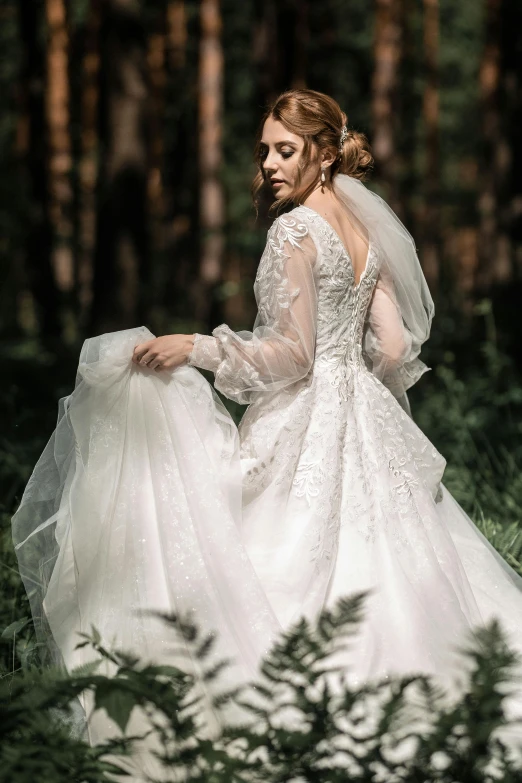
188, 215, 318, 404
364, 274, 411, 373
363, 269, 429, 407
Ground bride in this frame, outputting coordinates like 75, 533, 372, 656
12, 89, 522, 750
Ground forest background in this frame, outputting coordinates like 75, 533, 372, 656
1, 0, 522, 670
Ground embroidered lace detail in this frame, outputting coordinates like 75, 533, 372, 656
187, 333, 221, 372
189, 212, 318, 405
254, 213, 310, 322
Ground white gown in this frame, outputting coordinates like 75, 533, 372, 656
12, 182, 522, 767
187, 203, 522, 690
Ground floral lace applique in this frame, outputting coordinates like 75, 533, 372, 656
239, 206, 445, 578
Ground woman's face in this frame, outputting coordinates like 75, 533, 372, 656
260, 116, 319, 200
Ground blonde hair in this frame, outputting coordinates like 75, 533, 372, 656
252, 89, 373, 212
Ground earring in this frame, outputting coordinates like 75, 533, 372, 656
320, 167, 326, 184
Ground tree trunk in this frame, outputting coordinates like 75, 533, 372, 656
18, 0, 61, 337
167, 0, 186, 70
420, 0, 440, 291
477, 0, 512, 289
371, 0, 403, 213
259, 0, 308, 96
77, 0, 101, 323
291, 0, 309, 90
45, 0, 74, 294
397, 0, 420, 234
196, 0, 225, 323
253, 0, 279, 110
147, 6, 168, 281
161, 0, 196, 327
503, 0, 522, 282
91, 0, 149, 332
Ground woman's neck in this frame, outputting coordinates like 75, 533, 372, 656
302, 182, 341, 216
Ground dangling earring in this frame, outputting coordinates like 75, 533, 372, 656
320, 167, 326, 184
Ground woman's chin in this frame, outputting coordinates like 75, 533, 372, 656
272, 185, 289, 199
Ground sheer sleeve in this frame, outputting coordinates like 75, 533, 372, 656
363, 266, 430, 406
187, 214, 318, 405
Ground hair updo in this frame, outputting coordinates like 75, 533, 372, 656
252, 88, 373, 209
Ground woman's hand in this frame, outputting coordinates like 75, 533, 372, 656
132, 334, 195, 372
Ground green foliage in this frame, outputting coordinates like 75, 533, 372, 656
412, 300, 522, 574
0, 337, 80, 673
0, 665, 132, 782
233, 597, 522, 782
2, 599, 522, 782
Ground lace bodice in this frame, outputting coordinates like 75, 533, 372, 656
293, 206, 380, 365
188, 205, 411, 404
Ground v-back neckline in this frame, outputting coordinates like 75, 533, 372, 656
298, 204, 371, 291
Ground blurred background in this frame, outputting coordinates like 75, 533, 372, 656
1, 0, 522, 341
1, 0, 522, 655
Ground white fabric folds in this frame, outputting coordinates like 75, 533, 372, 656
12, 328, 280, 730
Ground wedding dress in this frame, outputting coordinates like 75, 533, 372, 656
12, 175, 522, 767
186, 189, 522, 691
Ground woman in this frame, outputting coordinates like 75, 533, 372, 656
13, 90, 522, 741
133, 89, 522, 688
